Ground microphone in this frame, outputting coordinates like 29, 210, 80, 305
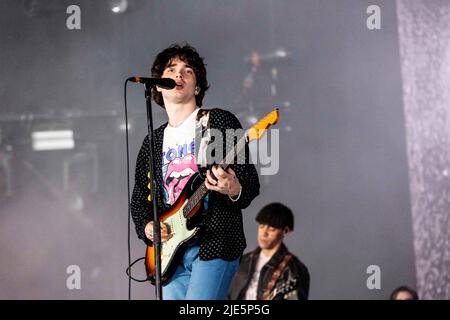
127, 77, 176, 89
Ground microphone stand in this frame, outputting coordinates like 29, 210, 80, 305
144, 83, 163, 300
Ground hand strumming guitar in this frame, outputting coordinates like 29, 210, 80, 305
204, 165, 242, 198
145, 221, 171, 242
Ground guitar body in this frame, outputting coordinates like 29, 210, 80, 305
145, 172, 205, 284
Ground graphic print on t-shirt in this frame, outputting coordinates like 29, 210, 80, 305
162, 138, 198, 205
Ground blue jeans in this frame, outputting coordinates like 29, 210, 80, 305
162, 244, 239, 300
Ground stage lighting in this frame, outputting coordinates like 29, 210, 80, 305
23, 0, 66, 17
110, 0, 128, 14
244, 47, 291, 64
246, 115, 258, 126
31, 130, 75, 151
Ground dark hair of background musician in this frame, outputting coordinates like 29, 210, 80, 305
256, 202, 294, 232
389, 286, 419, 300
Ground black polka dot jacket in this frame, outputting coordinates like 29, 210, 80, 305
131, 108, 260, 261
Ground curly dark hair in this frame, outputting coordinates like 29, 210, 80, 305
150, 43, 209, 107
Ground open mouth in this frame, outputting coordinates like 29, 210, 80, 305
167, 167, 195, 182
164, 155, 197, 204
165, 167, 195, 203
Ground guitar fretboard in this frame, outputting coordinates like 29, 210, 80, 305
182, 134, 247, 217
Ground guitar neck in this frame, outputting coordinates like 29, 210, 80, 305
183, 133, 248, 217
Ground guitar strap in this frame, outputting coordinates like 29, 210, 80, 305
261, 254, 293, 300
195, 108, 211, 171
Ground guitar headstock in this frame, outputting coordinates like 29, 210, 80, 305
246, 108, 280, 142
268, 278, 298, 300
279, 279, 297, 294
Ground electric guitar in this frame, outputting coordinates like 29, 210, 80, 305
145, 109, 280, 284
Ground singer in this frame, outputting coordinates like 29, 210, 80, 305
131, 43, 260, 300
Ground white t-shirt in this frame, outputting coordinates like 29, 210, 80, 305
162, 108, 200, 205
245, 251, 272, 300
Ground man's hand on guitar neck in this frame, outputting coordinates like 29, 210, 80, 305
205, 165, 242, 199
145, 221, 171, 242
